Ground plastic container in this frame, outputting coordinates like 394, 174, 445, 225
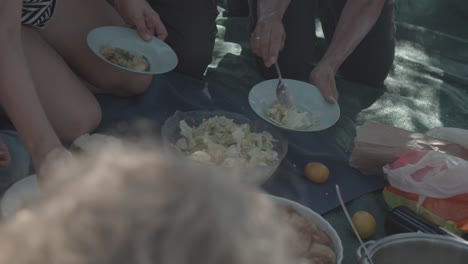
161, 110, 288, 185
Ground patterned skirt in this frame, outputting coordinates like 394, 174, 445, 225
22, 0, 57, 28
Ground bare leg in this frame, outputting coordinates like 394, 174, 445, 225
39, 0, 153, 96
22, 27, 101, 142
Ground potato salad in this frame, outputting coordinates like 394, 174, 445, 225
175, 116, 279, 168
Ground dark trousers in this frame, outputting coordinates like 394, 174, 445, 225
249, 0, 396, 87
147, 0, 219, 79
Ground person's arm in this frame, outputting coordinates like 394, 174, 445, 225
0, 0, 62, 171
114, 0, 168, 41
310, 0, 385, 103
257, 0, 290, 21
251, 0, 290, 67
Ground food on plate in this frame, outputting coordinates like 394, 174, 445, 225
280, 205, 336, 264
267, 100, 320, 129
352, 211, 376, 240
304, 162, 330, 183
174, 116, 279, 168
100, 44, 150, 72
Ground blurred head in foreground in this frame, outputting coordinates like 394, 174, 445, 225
0, 142, 293, 264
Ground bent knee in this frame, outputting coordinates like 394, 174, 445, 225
56, 102, 102, 143
341, 63, 393, 86
340, 45, 395, 86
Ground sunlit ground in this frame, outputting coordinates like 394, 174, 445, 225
208, 6, 243, 70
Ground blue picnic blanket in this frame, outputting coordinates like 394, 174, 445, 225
96, 72, 386, 214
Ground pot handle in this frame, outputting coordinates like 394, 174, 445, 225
356, 240, 376, 263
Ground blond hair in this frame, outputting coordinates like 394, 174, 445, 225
0, 142, 293, 264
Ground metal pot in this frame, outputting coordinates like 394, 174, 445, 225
357, 233, 468, 264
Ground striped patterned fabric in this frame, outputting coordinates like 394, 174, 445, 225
21, 0, 56, 28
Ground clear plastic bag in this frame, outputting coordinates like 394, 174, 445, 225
426, 127, 468, 148
383, 150, 468, 200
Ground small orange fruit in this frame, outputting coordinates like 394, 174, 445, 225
304, 162, 330, 183
352, 211, 376, 240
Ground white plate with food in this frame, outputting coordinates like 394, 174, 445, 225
1, 175, 41, 218
87, 26, 178, 74
272, 195, 343, 264
249, 79, 340, 132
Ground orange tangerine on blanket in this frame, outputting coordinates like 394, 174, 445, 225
304, 162, 330, 183
352, 211, 377, 240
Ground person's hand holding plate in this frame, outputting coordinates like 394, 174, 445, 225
309, 61, 339, 104
114, 0, 168, 41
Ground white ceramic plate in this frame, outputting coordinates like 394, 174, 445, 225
249, 79, 340, 132
87, 26, 178, 74
1, 175, 41, 218
271, 195, 344, 264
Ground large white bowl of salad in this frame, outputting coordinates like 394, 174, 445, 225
161, 110, 288, 185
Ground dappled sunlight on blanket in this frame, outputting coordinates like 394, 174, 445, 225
209, 24, 242, 70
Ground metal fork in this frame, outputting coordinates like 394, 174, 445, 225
274, 62, 295, 109
336, 185, 375, 264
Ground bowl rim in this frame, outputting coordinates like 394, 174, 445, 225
269, 195, 344, 264
358, 232, 468, 258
